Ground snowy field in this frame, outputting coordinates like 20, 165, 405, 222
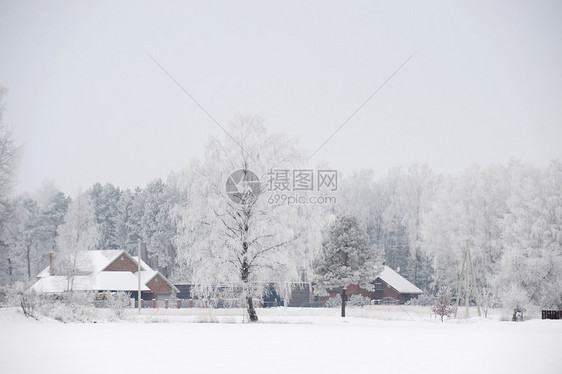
1, 306, 561, 374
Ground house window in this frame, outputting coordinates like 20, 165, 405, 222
154, 277, 159, 283
375, 282, 383, 291
120, 256, 124, 261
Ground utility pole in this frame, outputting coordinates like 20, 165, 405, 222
455, 247, 481, 318
342, 252, 349, 318
137, 238, 141, 315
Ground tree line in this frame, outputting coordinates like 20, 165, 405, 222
0, 111, 560, 314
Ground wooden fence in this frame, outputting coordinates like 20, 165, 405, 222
541, 310, 562, 320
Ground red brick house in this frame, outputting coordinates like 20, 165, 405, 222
31, 250, 178, 301
322, 265, 423, 305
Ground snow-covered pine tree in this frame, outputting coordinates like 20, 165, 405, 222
314, 214, 383, 317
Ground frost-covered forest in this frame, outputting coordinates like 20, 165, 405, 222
1, 114, 561, 312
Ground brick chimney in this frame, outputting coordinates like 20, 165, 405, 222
49, 250, 55, 276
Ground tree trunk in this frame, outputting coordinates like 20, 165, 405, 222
246, 296, 258, 322
26, 244, 31, 280
341, 288, 347, 317
241, 244, 258, 322
7, 255, 12, 277
413, 250, 418, 286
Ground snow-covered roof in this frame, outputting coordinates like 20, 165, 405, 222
378, 266, 423, 294
31, 250, 179, 294
130, 256, 151, 272
37, 266, 50, 278
30, 272, 150, 293
37, 250, 129, 278
135, 270, 180, 293
88, 250, 124, 272
95, 272, 150, 291
136, 270, 158, 285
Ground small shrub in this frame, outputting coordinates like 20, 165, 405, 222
501, 284, 529, 322
2, 282, 40, 319
349, 294, 371, 307
105, 291, 133, 320
432, 287, 455, 322
324, 295, 341, 308
406, 293, 435, 306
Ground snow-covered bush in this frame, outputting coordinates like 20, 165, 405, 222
103, 291, 133, 320
501, 283, 530, 321
195, 315, 219, 323
0, 286, 135, 323
349, 294, 371, 307
45, 291, 98, 322
2, 282, 41, 319
479, 286, 501, 318
406, 293, 435, 306
324, 295, 341, 308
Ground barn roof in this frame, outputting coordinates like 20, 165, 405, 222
378, 266, 423, 294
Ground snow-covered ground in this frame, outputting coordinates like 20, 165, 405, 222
1, 306, 560, 374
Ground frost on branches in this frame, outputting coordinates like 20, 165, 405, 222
314, 214, 383, 317
432, 287, 454, 322
175, 115, 326, 322
54, 192, 100, 293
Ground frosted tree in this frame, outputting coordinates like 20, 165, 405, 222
314, 214, 384, 317
0, 196, 41, 283
139, 178, 179, 277
88, 183, 122, 250
432, 287, 454, 322
421, 165, 509, 307
175, 114, 313, 322
337, 168, 413, 282
0, 200, 22, 284
126, 187, 145, 256
498, 161, 562, 309
113, 188, 134, 253
336, 170, 378, 239
55, 192, 100, 292
420, 175, 459, 292
0, 87, 21, 217
0, 88, 24, 284
18, 197, 41, 280
34, 185, 70, 271
380, 168, 411, 279
399, 164, 436, 288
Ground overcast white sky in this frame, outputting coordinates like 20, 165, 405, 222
1, 0, 561, 195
